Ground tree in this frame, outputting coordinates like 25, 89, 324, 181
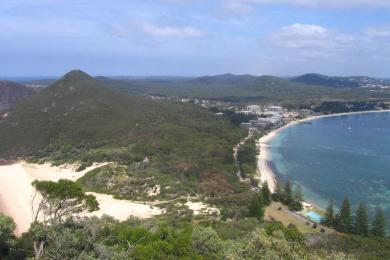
336, 198, 352, 233
371, 207, 386, 238
31, 179, 99, 259
248, 193, 264, 221
355, 202, 369, 236
261, 182, 271, 206
283, 180, 293, 205
191, 226, 223, 258
271, 184, 284, 202
322, 200, 335, 227
0, 213, 16, 258
293, 184, 303, 202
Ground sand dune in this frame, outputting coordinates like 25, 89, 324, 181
0, 162, 162, 235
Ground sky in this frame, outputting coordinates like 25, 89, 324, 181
1, 0, 390, 77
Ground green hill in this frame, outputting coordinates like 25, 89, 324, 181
100, 74, 381, 105
0, 81, 36, 111
0, 70, 247, 199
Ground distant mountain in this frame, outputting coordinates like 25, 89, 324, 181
100, 73, 374, 104
0, 81, 36, 111
189, 73, 258, 85
0, 70, 245, 198
290, 73, 387, 88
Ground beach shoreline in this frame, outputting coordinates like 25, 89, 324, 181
257, 109, 390, 193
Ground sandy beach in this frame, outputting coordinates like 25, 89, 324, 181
257, 109, 390, 193
0, 162, 162, 235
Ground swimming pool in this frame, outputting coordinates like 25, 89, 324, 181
304, 211, 324, 222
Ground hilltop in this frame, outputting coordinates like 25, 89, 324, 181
0, 81, 36, 111
291, 73, 388, 89
0, 70, 247, 199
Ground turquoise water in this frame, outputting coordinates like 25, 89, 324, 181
269, 112, 390, 217
304, 211, 324, 222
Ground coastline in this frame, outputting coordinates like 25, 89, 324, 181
257, 109, 390, 194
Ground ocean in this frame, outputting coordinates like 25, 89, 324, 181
269, 112, 390, 217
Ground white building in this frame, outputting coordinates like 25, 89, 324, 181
247, 105, 261, 115
267, 105, 283, 113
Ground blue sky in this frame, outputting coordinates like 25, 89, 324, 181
1, 0, 390, 77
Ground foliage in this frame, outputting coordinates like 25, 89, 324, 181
272, 180, 303, 211
371, 208, 387, 238
354, 203, 369, 236
314, 101, 384, 114
248, 193, 265, 221
191, 226, 224, 259
261, 182, 271, 206
101, 74, 387, 106
237, 135, 258, 178
0, 213, 16, 258
0, 70, 247, 199
32, 179, 99, 223
30, 179, 99, 259
322, 200, 335, 227
335, 198, 353, 233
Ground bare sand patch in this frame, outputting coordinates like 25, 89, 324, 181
0, 162, 162, 236
185, 200, 219, 216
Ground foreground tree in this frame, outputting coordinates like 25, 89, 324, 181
293, 184, 304, 202
283, 180, 293, 205
355, 203, 369, 236
261, 182, 271, 206
271, 184, 284, 202
0, 213, 16, 258
371, 207, 387, 238
31, 179, 99, 259
323, 200, 335, 227
336, 198, 352, 233
249, 193, 265, 221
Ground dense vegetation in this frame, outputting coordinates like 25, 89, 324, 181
322, 198, 387, 238
0, 70, 247, 199
314, 101, 390, 114
237, 135, 258, 179
100, 74, 390, 106
3, 179, 390, 259
272, 180, 304, 211
0, 81, 36, 111
291, 73, 380, 89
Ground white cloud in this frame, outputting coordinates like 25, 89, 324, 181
111, 22, 203, 39
142, 23, 203, 37
222, 0, 255, 15
267, 23, 354, 49
364, 24, 390, 38
236, 0, 390, 8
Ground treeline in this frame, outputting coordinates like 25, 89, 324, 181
237, 136, 258, 179
322, 198, 387, 238
314, 101, 389, 114
272, 180, 304, 211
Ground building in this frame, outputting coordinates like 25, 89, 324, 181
267, 105, 283, 113
247, 105, 261, 115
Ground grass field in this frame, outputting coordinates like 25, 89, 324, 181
265, 202, 334, 234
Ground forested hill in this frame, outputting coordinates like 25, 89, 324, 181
0, 70, 247, 196
0, 81, 36, 111
291, 73, 387, 89
99, 74, 382, 105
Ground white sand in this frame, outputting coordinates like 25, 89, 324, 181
0, 162, 162, 236
85, 192, 162, 219
185, 200, 220, 216
257, 109, 390, 193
